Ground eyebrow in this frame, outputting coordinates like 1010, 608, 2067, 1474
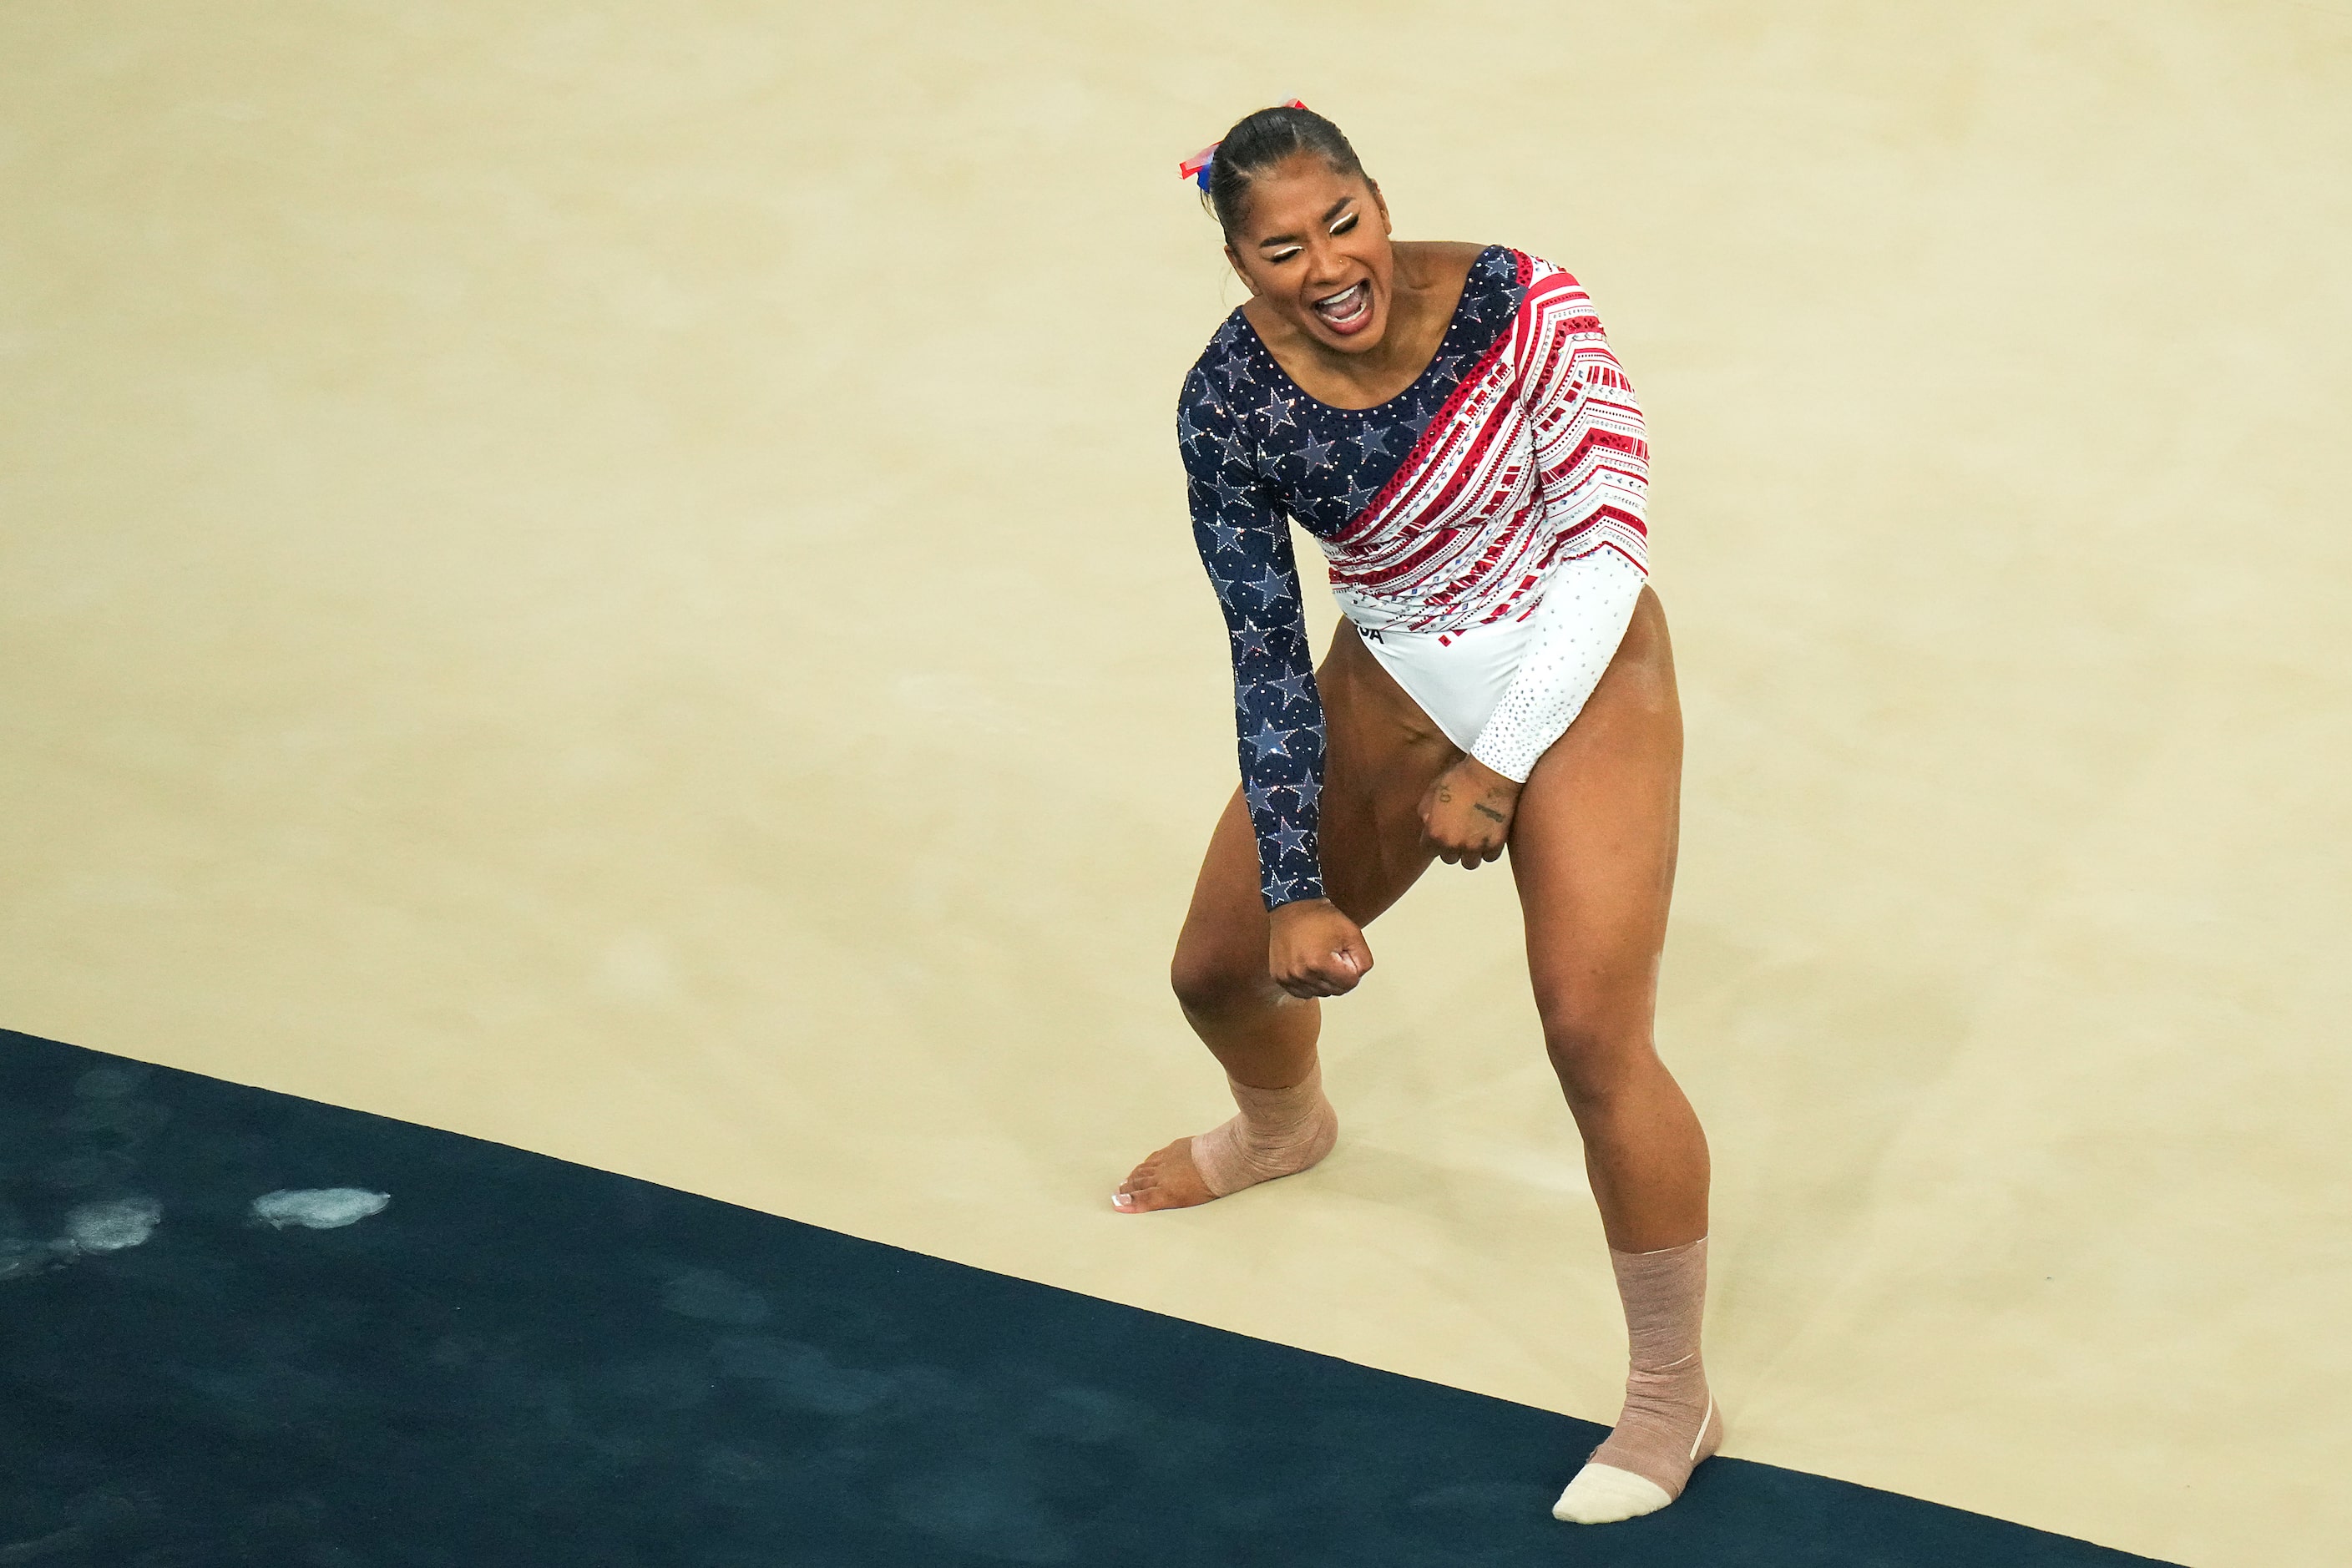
1257, 197, 1355, 250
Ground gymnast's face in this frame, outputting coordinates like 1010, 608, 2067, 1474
1224, 154, 1394, 355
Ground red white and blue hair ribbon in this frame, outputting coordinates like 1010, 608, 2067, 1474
1178, 99, 1308, 190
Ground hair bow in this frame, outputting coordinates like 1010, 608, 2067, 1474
1177, 99, 1309, 190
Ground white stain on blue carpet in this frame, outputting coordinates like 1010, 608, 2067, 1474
250, 1189, 391, 1230
63, 1196, 162, 1253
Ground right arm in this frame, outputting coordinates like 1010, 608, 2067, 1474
1179, 368, 1369, 996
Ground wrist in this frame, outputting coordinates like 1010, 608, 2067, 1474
1457, 753, 1521, 797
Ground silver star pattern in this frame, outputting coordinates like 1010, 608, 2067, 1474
1267, 670, 1313, 708
1247, 720, 1294, 760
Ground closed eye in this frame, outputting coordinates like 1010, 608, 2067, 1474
1257, 197, 1358, 264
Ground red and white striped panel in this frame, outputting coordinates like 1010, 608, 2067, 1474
1324, 257, 1648, 637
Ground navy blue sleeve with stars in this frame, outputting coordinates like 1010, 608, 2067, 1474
1178, 359, 1326, 909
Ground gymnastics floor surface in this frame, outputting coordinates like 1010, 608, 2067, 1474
3, 1028, 2178, 1566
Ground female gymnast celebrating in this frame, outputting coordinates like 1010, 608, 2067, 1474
1111, 104, 1720, 1525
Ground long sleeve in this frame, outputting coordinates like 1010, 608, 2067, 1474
1179, 367, 1327, 908
1467, 275, 1651, 782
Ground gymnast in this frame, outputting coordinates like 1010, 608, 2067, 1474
1112, 103, 1721, 1525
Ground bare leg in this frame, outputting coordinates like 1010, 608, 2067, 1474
1115, 621, 1456, 1212
1510, 587, 1707, 1251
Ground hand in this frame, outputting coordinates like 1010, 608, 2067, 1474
1419, 755, 1520, 868
1267, 898, 1373, 999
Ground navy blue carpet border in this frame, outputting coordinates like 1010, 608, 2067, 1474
0, 1027, 2177, 1567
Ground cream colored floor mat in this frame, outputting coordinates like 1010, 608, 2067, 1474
5, 5, 2346, 1563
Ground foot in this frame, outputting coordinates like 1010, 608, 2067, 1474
1551, 1464, 1672, 1525
1552, 1391, 1722, 1524
1114, 1068, 1338, 1212
1112, 1138, 1216, 1213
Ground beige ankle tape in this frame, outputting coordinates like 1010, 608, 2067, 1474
1586, 1237, 1721, 1500
1188, 1062, 1338, 1198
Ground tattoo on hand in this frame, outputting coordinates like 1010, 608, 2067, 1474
1474, 802, 1508, 824
1436, 787, 1453, 803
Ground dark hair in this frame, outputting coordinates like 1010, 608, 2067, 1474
1203, 104, 1368, 237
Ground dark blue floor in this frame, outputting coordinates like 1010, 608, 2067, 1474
0, 1027, 2176, 1567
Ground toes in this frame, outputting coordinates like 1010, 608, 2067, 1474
1113, 1170, 1162, 1213
1113, 1139, 1211, 1214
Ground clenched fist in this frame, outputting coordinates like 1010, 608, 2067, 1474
1267, 898, 1373, 998
1419, 754, 1520, 867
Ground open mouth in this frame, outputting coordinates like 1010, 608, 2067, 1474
1311, 281, 1373, 335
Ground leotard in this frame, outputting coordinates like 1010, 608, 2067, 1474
1180, 245, 1650, 908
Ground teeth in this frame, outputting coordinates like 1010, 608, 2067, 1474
1317, 285, 1364, 312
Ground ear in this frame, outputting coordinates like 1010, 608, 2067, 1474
1223, 242, 1260, 297
1370, 179, 1392, 235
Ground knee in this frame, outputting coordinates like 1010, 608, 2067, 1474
1171, 941, 1275, 1019
1537, 994, 1654, 1110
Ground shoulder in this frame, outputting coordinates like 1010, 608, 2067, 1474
1492, 249, 1596, 311
1176, 307, 1270, 422
1469, 245, 1584, 303
1178, 313, 1259, 469
1480, 249, 1612, 354
1393, 242, 1571, 296
1181, 311, 1255, 402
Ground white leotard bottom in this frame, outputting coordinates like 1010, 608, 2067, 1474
1352, 611, 1538, 756
1340, 548, 1647, 779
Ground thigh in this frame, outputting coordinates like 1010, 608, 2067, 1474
1316, 619, 1462, 923
1508, 587, 1683, 1038
1175, 620, 1460, 974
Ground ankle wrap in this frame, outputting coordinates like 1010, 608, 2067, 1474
1586, 1237, 1720, 1498
1188, 1062, 1338, 1197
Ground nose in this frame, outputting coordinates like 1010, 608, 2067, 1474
1302, 235, 1349, 290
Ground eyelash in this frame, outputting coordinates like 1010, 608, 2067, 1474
1267, 214, 1358, 265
